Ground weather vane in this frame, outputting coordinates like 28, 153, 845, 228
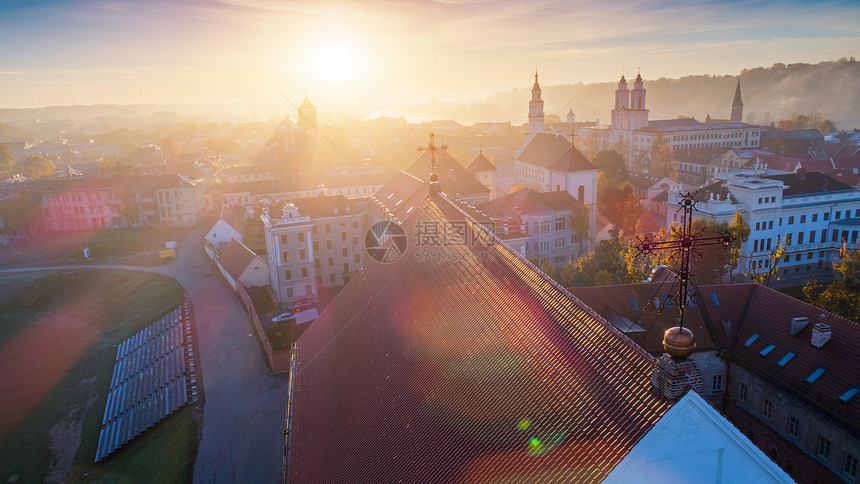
417, 132, 447, 193
635, 192, 733, 330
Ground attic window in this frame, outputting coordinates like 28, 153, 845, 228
760, 343, 777, 356
806, 367, 826, 383
387, 193, 394, 199
710, 292, 721, 307
396, 200, 403, 206
840, 387, 860, 403
406, 207, 414, 214
777, 352, 795, 366
744, 334, 759, 347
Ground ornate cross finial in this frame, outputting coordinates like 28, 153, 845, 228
635, 193, 733, 331
417, 132, 447, 193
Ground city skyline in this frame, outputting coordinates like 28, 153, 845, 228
1, 0, 859, 114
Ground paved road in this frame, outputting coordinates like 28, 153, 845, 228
0, 225, 289, 483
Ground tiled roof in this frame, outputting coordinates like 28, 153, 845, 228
478, 188, 584, 218
765, 171, 854, 196
760, 129, 823, 141
548, 147, 597, 173
569, 283, 719, 355
405, 151, 489, 197
517, 133, 572, 168
465, 152, 497, 172
702, 284, 860, 436
288, 194, 670, 483
217, 238, 257, 278
290, 194, 354, 218
219, 204, 246, 234
373, 170, 428, 220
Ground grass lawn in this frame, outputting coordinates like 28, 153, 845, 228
0, 270, 197, 483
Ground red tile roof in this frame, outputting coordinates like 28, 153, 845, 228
219, 203, 246, 234
287, 194, 670, 483
701, 284, 860, 436
465, 152, 497, 172
217, 238, 257, 278
547, 147, 597, 173
516, 133, 572, 168
373, 170, 428, 220
405, 151, 489, 198
478, 188, 584, 218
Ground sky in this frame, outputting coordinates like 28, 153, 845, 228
1, 0, 859, 116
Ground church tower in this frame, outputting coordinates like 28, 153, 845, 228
629, 70, 649, 129
298, 94, 318, 134
566, 108, 575, 124
731, 77, 744, 123
611, 74, 630, 130
528, 71, 545, 135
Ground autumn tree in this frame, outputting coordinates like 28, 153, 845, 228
0, 144, 14, 178
745, 239, 786, 288
777, 113, 837, 135
803, 247, 860, 323
649, 135, 678, 180
0, 195, 37, 233
21, 154, 56, 180
726, 212, 751, 282
568, 203, 590, 258
601, 181, 642, 237
590, 150, 627, 188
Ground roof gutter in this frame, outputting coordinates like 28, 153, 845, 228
281, 342, 298, 484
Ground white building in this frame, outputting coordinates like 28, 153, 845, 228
580, 74, 761, 163
666, 169, 860, 283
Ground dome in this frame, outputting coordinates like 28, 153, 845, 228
663, 326, 696, 359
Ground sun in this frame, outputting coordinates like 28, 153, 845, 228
315, 43, 355, 83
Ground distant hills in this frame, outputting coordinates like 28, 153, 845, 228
406, 58, 860, 129
2, 58, 859, 130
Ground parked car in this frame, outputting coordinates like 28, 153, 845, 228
272, 312, 295, 324
290, 300, 314, 313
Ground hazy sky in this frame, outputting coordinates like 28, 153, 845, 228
1, 0, 859, 115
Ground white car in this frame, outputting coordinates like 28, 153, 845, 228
272, 312, 295, 324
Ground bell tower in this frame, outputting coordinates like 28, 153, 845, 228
528, 70, 545, 135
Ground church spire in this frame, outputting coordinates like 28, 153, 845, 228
528, 69, 545, 135
731, 77, 744, 122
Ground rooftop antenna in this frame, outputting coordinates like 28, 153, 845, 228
417, 132, 447, 194
635, 192, 733, 358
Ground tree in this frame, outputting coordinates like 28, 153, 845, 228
0, 195, 37, 233
590, 150, 627, 187
649, 135, 678, 180
803, 247, 860, 323
745, 240, 786, 287
777, 113, 837, 135
159, 136, 183, 156
0, 144, 14, 178
601, 181, 642, 237
568, 203, 590, 258
727, 212, 751, 282
21, 154, 56, 180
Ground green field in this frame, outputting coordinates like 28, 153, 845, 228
0, 270, 198, 483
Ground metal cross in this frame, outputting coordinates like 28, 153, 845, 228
635, 192, 733, 329
417, 132, 447, 175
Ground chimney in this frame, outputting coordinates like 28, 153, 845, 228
797, 168, 806, 180
790, 317, 809, 336
811, 323, 831, 348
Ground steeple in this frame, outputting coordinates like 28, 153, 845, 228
731, 77, 744, 123
528, 70, 545, 135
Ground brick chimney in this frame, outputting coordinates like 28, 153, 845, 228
652, 355, 704, 400
811, 323, 831, 348
790, 317, 809, 336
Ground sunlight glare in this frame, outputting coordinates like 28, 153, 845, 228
315, 43, 355, 83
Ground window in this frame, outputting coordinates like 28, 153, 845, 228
325, 224, 331, 233
312, 225, 318, 234
844, 453, 858, 478
555, 237, 564, 248
810, 231, 816, 243
341, 231, 347, 241
344, 262, 350, 272
315, 259, 320, 268
761, 399, 772, 419
342, 248, 348, 257
353, 236, 359, 245
282, 250, 290, 263
286, 287, 293, 298
313, 241, 319, 251
710, 292, 721, 307
712, 375, 723, 392
800, 215, 806, 223
755, 222, 761, 231
300, 248, 306, 260
298, 233, 305, 242
329, 273, 336, 283
354, 253, 361, 263
555, 217, 565, 231
778, 352, 795, 366
326, 240, 333, 250
836, 211, 842, 219
768, 221, 773, 229
328, 257, 334, 267
280, 234, 288, 244
840, 387, 860, 402
788, 216, 794, 225
285, 270, 291, 281
306, 284, 313, 295
352, 221, 359, 229
739, 383, 748, 402
744, 334, 759, 346
787, 416, 798, 438
540, 220, 550, 234
824, 212, 830, 221
808, 367, 826, 383
812, 213, 818, 222
785, 233, 792, 245
301, 267, 308, 278
798, 232, 804, 244
818, 435, 831, 459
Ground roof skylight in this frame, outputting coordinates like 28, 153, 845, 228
760, 343, 776, 356
710, 292, 720, 307
744, 334, 759, 347
777, 352, 795, 366
806, 367, 826, 383
840, 387, 859, 403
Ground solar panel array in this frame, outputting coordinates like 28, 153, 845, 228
95, 302, 198, 462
